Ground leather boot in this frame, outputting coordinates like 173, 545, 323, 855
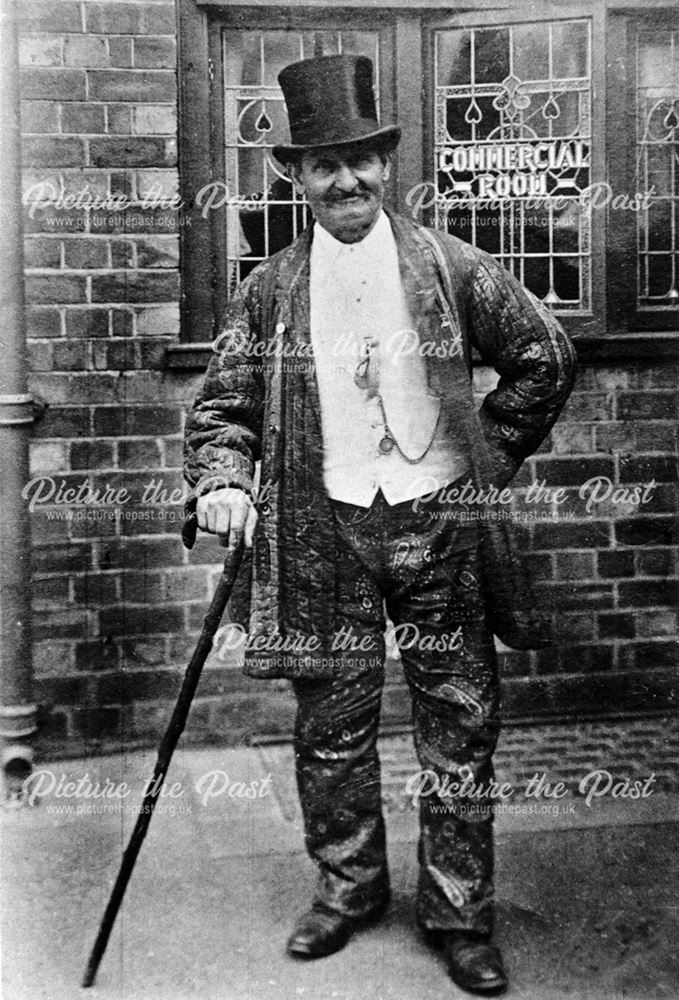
287, 898, 389, 959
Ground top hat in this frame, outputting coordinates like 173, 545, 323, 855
272, 55, 401, 164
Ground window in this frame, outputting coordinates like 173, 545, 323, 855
221, 29, 380, 294
173, 1, 678, 359
432, 18, 593, 313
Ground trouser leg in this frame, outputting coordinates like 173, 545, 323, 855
292, 658, 390, 917
384, 505, 501, 934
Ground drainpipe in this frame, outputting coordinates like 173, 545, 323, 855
0, 0, 38, 798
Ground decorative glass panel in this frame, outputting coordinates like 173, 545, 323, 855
636, 27, 679, 308
434, 20, 592, 312
222, 30, 379, 294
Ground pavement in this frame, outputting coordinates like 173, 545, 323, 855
2, 726, 679, 1000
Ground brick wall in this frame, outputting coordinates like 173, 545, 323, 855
17, 2, 678, 758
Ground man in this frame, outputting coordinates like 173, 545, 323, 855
184, 55, 576, 995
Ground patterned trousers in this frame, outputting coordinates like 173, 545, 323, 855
292, 488, 502, 934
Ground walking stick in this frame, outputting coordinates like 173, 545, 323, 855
82, 516, 243, 988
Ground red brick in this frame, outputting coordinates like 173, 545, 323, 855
62, 238, 109, 269
90, 205, 179, 235
33, 542, 92, 575
30, 372, 117, 405
75, 639, 120, 672
26, 274, 87, 304
71, 707, 124, 740
598, 613, 635, 639
70, 440, 115, 470
635, 548, 675, 577
107, 105, 133, 135
107, 38, 133, 68
635, 609, 678, 638
121, 567, 207, 604
61, 103, 106, 134
26, 306, 63, 338
118, 439, 162, 469
549, 424, 594, 456
560, 392, 614, 422
121, 637, 168, 668
594, 422, 636, 454
33, 641, 76, 678
93, 405, 181, 437
133, 37, 176, 69
617, 391, 678, 421
162, 439, 183, 468
108, 172, 135, 200
64, 308, 110, 338
92, 339, 140, 371
33, 576, 71, 607
28, 340, 53, 371
99, 604, 184, 636
135, 236, 179, 268
635, 423, 677, 452
20, 101, 60, 133
619, 455, 676, 484
74, 573, 120, 605
615, 516, 675, 547
133, 105, 176, 135
554, 551, 596, 581
52, 340, 91, 371
619, 640, 678, 670
628, 364, 679, 389
24, 206, 87, 235
110, 240, 135, 268
597, 550, 635, 578
20, 69, 87, 101
533, 643, 615, 675
88, 70, 176, 103
91, 271, 179, 303
32, 405, 92, 439
31, 510, 72, 545
25, 237, 62, 268
111, 309, 134, 336
533, 457, 615, 488
19, 3, 83, 32
137, 339, 169, 368
23, 136, 86, 168
618, 580, 678, 608
30, 440, 69, 473
33, 609, 90, 640
63, 36, 109, 68
19, 37, 63, 68
531, 520, 612, 550
97, 537, 183, 571
86, 4, 176, 35
89, 136, 174, 168
545, 581, 615, 611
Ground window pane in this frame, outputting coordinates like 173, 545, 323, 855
433, 19, 592, 312
222, 29, 379, 294
636, 27, 679, 308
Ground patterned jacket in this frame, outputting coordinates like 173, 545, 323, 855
184, 211, 577, 679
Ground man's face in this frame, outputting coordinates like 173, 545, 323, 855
288, 144, 391, 244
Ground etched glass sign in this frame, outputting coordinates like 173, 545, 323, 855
434, 20, 592, 312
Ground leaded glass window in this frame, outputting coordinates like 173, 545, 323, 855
636, 26, 679, 308
434, 20, 592, 313
222, 30, 379, 293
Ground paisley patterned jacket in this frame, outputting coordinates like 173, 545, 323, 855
184, 211, 577, 679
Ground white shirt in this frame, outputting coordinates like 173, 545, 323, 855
309, 211, 468, 506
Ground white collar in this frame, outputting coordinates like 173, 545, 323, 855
312, 210, 394, 264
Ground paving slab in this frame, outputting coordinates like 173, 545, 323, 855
2, 733, 678, 1000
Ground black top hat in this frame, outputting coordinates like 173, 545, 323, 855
272, 55, 401, 164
